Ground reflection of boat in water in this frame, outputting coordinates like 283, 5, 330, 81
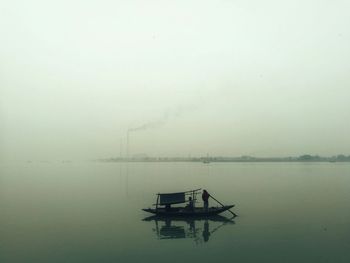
143, 215, 235, 243
142, 189, 236, 217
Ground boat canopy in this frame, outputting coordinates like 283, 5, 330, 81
157, 189, 201, 205
159, 192, 186, 205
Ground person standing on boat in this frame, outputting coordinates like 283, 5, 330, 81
202, 190, 210, 211
186, 196, 194, 211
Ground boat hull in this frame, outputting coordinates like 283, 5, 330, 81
142, 205, 234, 217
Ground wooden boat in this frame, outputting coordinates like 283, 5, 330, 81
202, 154, 211, 163
143, 214, 235, 223
143, 206, 234, 216
142, 189, 236, 217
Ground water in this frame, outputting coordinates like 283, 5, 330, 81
1, 162, 350, 263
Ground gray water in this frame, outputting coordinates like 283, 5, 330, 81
1, 162, 350, 263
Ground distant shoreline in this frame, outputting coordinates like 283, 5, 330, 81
98, 154, 350, 163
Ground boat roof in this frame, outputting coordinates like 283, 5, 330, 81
157, 189, 201, 205
157, 188, 201, 196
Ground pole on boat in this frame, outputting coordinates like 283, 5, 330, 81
209, 194, 237, 217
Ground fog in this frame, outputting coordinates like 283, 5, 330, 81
1, 0, 349, 161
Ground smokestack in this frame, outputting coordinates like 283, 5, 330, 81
126, 129, 130, 160
119, 139, 123, 159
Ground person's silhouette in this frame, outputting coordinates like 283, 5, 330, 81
202, 190, 210, 211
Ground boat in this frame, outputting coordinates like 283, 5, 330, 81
142, 189, 236, 217
143, 214, 236, 223
202, 154, 211, 164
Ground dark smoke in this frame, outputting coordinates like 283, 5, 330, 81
128, 105, 196, 133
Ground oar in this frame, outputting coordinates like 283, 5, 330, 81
209, 194, 237, 217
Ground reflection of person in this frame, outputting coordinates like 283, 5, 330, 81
165, 218, 171, 227
202, 190, 210, 211
202, 220, 210, 242
189, 219, 195, 234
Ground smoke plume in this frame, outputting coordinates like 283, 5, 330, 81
128, 105, 196, 133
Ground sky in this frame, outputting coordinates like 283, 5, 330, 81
1, 0, 350, 161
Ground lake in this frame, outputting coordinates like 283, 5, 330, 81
1, 162, 350, 263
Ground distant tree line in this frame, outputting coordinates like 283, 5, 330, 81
99, 154, 350, 162
297, 154, 350, 161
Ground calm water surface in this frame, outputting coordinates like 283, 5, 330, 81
1, 162, 350, 262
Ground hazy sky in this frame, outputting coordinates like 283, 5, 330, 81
1, 0, 349, 161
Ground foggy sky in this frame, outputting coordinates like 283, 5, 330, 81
1, 0, 350, 161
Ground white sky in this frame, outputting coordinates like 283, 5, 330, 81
1, 0, 350, 160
